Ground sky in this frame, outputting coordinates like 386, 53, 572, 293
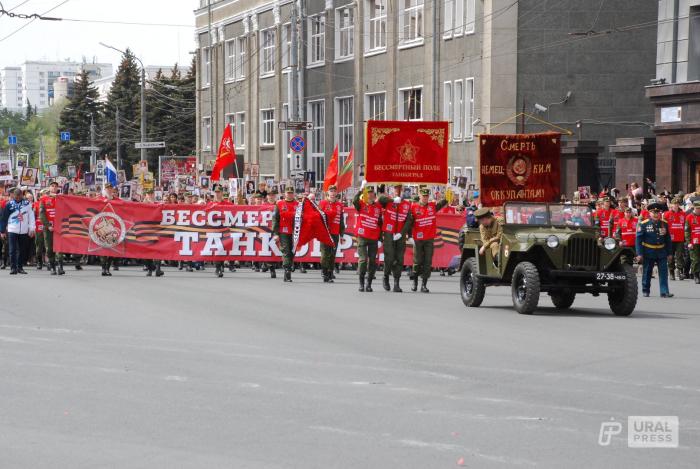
0, 0, 198, 71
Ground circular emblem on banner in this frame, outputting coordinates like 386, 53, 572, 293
88, 212, 127, 248
506, 154, 532, 186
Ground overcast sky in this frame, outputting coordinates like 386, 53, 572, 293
0, 0, 197, 71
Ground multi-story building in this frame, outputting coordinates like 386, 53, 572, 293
0, 60, 113, 112
195, 0, 656, 188
647, 0, 700, 192
0, 67, 23, 113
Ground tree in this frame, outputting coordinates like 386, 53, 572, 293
57, 69, 101, 169
25, 100, 34, 121
100, 49, 142, 172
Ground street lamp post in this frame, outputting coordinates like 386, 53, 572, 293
99, 42, 147, 162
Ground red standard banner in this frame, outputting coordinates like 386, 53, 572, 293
365, 120, 449, 184
54, 196, 463, 267
479, 132, 561, 206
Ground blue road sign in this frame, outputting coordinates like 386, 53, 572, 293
8, 135, 17, 145
289, 135, 305, 153
60, 131, 71, 142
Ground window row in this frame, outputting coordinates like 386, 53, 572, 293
443, 78, 475, 141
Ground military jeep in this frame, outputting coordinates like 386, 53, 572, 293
459, 202, 638, 315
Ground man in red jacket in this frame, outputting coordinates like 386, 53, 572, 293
353, 182, 383, 292
318, 185, 344, 283
614, 206, 638, 265
686, 201, 700, 283
272, 186, 299, 282
663, 197, 687, 280
595, 196, 619, 238
33, 190, 45, 270
404, 188, 448, 293
378, 184, 412, 292
39, 181, 64, 275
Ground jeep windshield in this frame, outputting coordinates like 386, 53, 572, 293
504, 203, 594, 227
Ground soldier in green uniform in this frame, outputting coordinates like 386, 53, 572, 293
318, 185, 345, 283
272, 186, 298, 282
685, 201, 700, 284
353, 183, 383, 292
404, 188, 448, 293
39, 181, 64, 275
377, 184, 412, 292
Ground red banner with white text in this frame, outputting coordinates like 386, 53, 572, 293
53, 195, 463, 267
479, 132, 561, 206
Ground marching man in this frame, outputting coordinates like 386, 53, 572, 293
353, 181, 383, 292
378, 184, 412, 292
614, 206, 638, 265
318, 184, 344, 283
685, 201, 700, 284
636, 203, 674, 298
39, 181, 65, 275
663, 197, 686, 280
272, 186, 298, 282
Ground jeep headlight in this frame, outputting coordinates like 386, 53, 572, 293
546, 235, 560, 248
603, 237, 617, 251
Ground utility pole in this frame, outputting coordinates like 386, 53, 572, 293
39, 135, 45, 184
141, 66, 146, 162
90, 113, 96, 169
208, 0, 213, 167
116, 107, 121, 169
290, 0, 299, 122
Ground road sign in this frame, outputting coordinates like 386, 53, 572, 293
289, 135, 305, 153
293, 153, 303, 170
80, 146, 101, 152
7, 135, 17, 145
60, 131, 71, 142
278, 121, 313, 131
135, 141, 166, 149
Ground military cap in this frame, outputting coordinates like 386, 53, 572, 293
253, 191, 263, 198
365, 185, 376, 193
212, 183, 223, 192
104, 182, 113, 189
474, 207, 493, 219
327, 184, 337, 191
270, 187, 279, 195
647, 203, 662, 212
623, 206, 633, 212
49, 180, 59, 186
285, 186, 295, 193
671, 197, 681, 204
419, 188, 430, 196
601, 196, 610, 202
145, 188, 155, 194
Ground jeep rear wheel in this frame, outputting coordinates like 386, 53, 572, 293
550, 290, 576, 310
511, 261, 540, 315
607, 263, 637, 316
460, 257, 485, 307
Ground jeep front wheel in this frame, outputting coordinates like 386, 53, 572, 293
550, 290, 576, 310
460, 257, 485, 307
607, 263, 637, 316
511, 261, 540, 315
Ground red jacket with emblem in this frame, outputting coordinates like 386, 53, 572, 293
33, 201, 43, 232
663, 210, 686, 242
318, 199, 344, 236
353, 193, 382, 241
274, 199, 298, 235
381, 198, 411, 234
687, 213, 700, 245
615, 216, 638, 247
410, 201, 441, 241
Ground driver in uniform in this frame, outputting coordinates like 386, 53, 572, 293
476, 208, 503, 266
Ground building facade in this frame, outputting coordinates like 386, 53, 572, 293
0, 67, 23, 113
195, 0, 656, 188
647, 0, 700, 193
0, 61, 113, 113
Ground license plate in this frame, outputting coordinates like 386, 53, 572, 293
595, 272, 627, 281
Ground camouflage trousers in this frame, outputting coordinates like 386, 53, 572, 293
278, 234, 294, 270
670, 241, 686, 272
320, 234, 340, 271
382, 232, 406, 279
43, 230, 63, 263
690, 245, 700, 274
35, 230, 45, 262
413, 239, 435, 281
357, 237, 378, 278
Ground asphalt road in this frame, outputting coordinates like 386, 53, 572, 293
1, 265, 699, 468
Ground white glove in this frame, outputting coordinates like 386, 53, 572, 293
393, 197, 401, 204
307, 193, 316, 201
393, 233, 402, 241
360, 179, 367, 189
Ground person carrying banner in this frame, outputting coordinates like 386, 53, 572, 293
663, 197, 687, 280
33, 189, 45, 270
39, 181, 65, 275
212, 184, 232, 278
272, 186, 299, 282
685, 201, 700, 284
378, 184, 412, 292
97, 183, 117, 277
636, 203, 673, 298
142, 189, 164, 277
353, 182, 383, 292
318, 184, 344, 283
404, 188, 448, 293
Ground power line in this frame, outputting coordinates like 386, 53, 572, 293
0, 0, 70, 42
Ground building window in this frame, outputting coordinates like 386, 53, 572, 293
453, 79, 464, 140
335, 6, 355, 60
443, 81, 452, 138
308, 14, 326, 65
202, 116, 211, 150
399, 0, 424, 45
201, 47, 211, 86
225, 36, 247, 80
236, 112, 245, 148
365, 0, 387, 52
335, 97, 354, 165
399, 87, 422, 120
260, 109, 275, 146
308, 100, 325, 181
260, 28, 276, 76
465, 77, 475, 140
282, 23, 292, 71
444, 0, 474, 38
366, 92, 386, 120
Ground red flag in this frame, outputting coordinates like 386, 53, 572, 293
323, 145, 339, 191
211, 124, 236, 181
336, 147, 354, 192
293, 198, 335, 252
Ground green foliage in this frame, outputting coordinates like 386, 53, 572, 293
58, 69, 102, 169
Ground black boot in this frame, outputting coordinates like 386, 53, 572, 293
420, 279, 430, 293
695, 272, 700, 284
10, 268, 17, 275
101, 265, 108, 277
50, 261, 57, 276
359, 274, 366, 292
284, 268, 292, 282
322, 270, 329, 283
146, 267, 153, 277
670, 269, 676, 281
382, 275, 390, 291
57, 261, 65, 276
270, 267, 276, 279
155, 262, 164, 277
217, 265, 224, 278
326, 269, 334, 283
18, 267, 27, 274
393, 277, 403, 293
411, 275, 418, 292
36, 259, 43, 270
75, 264, 82, 270
300, 264, 307, 274
366, 276, 374, 292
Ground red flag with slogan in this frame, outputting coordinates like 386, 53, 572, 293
323, 144, 339, 191
336, 147, 354, 192
293, 197, 335, 252
211, 124, 236, 181
365, 120, 449, 184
